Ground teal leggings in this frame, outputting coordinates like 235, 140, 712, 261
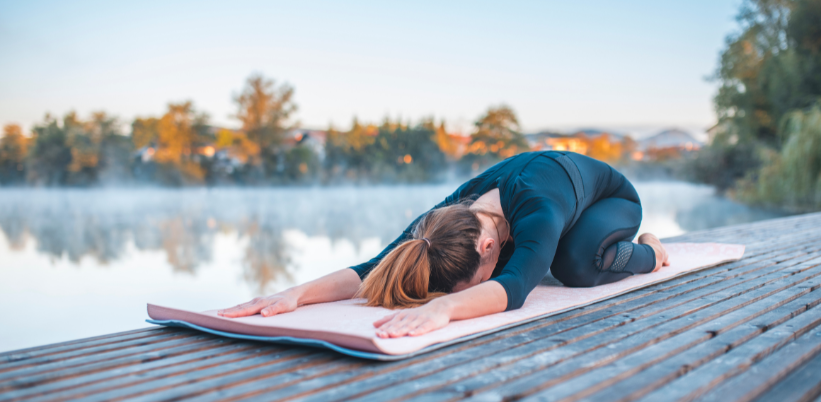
550, 170, 656, 287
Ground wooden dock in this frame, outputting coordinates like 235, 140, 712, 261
2, 212, 821, 402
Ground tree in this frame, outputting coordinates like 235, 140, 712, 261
284, 144, 319, 182
322, 117, 449, 183
712, 0, 793, 147
27, 114, 73, 186
323, 118, 377, 181
234, 74, 297, 175
372, 118, 448, 182
132, 117, 160, 149
699, 0, 821, 191
737, 102, 821, 210
64, 111, 101, 184
152, 101, 210, 184
433, 121, 460, 160
463, 105, 530, 170
0, 124, 28, 184
91, 112, 133, 184
214, 128, 260, 165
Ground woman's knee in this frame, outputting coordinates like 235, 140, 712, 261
609, 174, 641, 205
551, 252, 599, 287
558, 272, 598, 287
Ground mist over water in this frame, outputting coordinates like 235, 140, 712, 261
0, 182, 787, 352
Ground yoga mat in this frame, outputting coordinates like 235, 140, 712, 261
147, 242, 744, 360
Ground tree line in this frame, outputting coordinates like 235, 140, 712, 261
0, 74, 536, 186
690, 0, 821, 211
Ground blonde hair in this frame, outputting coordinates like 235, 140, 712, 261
355, 199, 509, 309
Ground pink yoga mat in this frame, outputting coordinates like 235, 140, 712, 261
147, 242, 744, 359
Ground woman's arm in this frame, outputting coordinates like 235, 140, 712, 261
218, 268, 361, 318
373, 280, 507, 338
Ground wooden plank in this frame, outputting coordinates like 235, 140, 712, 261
28, 347, 317, 402
663, 213, 818, 243
0, 327, 163, 362
666, 217, 813, 243
697, 225, 821, 254
574, 295, 821, 402
638, 305, 821, 401
520, 288, 821, 402
0, 339, 232, 396
253, 253, 821, 401
697, 328, 821, 402
670, 226, 811, 251
0, 342, 262, 402
741, 224, 821, 247
752, 350, 821, 402
0, 335, 221, 385
0, 330, 203, 374
93, 354, 352, 402
0, 328, 166, 363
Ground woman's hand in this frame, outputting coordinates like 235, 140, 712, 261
373, 301, 451, 338
216, 269, 362, 319
372, 281, 507, 338
218, 292, 299, 318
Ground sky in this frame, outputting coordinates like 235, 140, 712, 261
0, 0, 741, 138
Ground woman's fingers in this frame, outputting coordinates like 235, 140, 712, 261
373, 312, 398, 328
395, 317, 436, 337
260, 300, 289, 317
218, 298, 266, 318
376, 314, 436, 338
374, 306, 450, 338
390, 315, 420, 338
404, 317, 430, 337
375, 313, 411, 338
218, 299, 254, 315
409, 320, 437, 336
380, 315, 408, 337
386, 320, 413, 338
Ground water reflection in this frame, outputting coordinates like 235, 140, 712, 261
0, 184, 788, 283
241, 219, 292, 294
0, 187, 456, 292
631, 182, 788, 235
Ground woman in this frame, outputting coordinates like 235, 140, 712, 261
219, 151, 669, 338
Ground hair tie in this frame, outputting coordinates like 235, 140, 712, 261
422, 237, 431, 247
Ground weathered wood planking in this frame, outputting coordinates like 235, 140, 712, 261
1, 212, 820, 402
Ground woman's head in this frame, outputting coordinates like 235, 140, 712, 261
356, 199, 508, 309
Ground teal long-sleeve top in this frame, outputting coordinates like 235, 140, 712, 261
349, 151, 584, 311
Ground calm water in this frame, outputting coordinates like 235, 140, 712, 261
0, 182, 787, 352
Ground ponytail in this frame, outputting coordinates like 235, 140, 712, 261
355, 239, 445, 309
355, 201, 492, 309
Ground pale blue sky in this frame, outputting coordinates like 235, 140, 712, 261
0, 0, 740, 137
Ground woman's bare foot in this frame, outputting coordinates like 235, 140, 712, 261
638, 233, 670, 272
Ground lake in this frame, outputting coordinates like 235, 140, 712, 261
0, 182, 788, 352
